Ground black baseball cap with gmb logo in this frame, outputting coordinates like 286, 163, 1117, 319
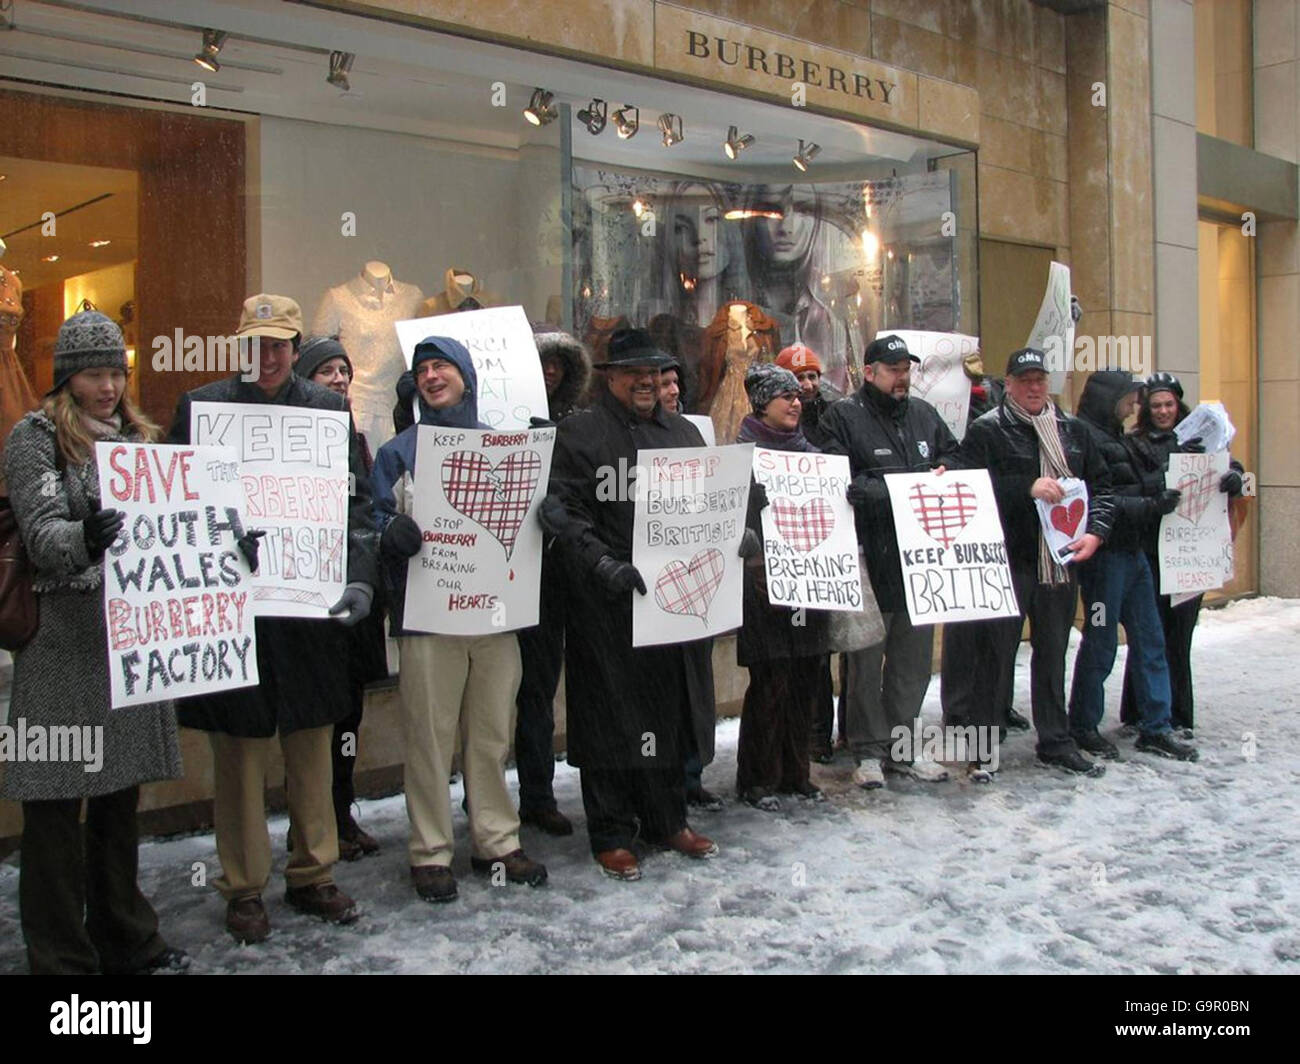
1005, 347, 1048, 376
865, 334, 920, 364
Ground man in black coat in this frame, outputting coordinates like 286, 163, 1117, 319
941, 348, 1114, 777
1067, 370, 1198, 762
167, 294, 377, 942
820, 335, 960, 790
542, 328, 721, 881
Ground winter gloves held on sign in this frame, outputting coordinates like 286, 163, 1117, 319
381, 513, 423, 558
1180, 437, 1206, 454
536, 496, 578, 539
82, 505, 124, 557
1153, 489, 1181, 516
329, 584, 373, 628
595, 555, 646, 598
737, 528, 761, 560
846, 474, 888, 508
1220, 470, 1243, 496
237, 529, 265, 573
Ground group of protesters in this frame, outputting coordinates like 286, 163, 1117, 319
1, 294, 1243, 973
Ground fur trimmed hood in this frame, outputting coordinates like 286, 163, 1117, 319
533, 325, 591, 419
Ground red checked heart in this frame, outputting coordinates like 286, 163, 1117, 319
440, 449, 542, 558
772, 497, 835, 552
1050, 498, 1085, 538
654, 548, 725, 621
908, 481, 978, 549
1176, 470, 1218, 525
910, 354, 945, 398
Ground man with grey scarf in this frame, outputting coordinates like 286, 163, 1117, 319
941, 349, 1115, 777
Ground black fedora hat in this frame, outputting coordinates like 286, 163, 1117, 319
593, 327, 676, 370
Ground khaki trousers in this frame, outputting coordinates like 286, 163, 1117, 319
209, 726, 337, 900
399, 632, 522, 867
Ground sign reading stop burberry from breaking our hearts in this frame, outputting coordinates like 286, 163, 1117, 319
191, 402, 351, 618
752, 447, 861, 612
97, 442, 259, 709
885, 469, 1019, 624
1159, 451, 1233, 596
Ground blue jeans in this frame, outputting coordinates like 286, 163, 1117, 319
1068, 548, 1173, 737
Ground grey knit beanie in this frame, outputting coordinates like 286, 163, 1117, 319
745, 362, 800, 412
52, 309, 127, 392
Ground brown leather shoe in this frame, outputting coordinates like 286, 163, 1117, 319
519, 806, 574, 836
339, 815, 380, 860
410, 864, 457, 903
661, 827, 719, 859
595, 848, 642, 881
470, 848, 548, 886
226, 895, 270, 944
284, 882, 359, 924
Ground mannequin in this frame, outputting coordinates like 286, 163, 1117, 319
417, 267, 500, 317
1, 261, 39, 494
312, 261, 424, 452
700, 300, 781, 443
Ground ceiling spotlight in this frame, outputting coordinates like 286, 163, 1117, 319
524, 88, 558, 126
724, 207, 784, 221
793, 140, 821, 172
612, 105, 639, 139
723, 125, 755, 160
327, 51, 354, 92
632, 197, 652, 219
576, 99, 607, 135
193, 29, 227, 73
42, 255, 60, 263
657, 113, 684, 147
89, 239, 112, 248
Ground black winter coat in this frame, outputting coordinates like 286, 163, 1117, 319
959, 399, 1115, 571
820, 383, 960, 613
166, 375, 379, 737
546, 390, 716, 770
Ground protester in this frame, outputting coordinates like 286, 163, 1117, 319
372, 336, 546, 902
294, 336, 388, 859
942, 348, 1114, 777
821, 335, 959, 790
1119, 372, 1245, 736
658, 359, 684, 414
3, 310, 188, 973
541, 327, 731, 880
734, 364, 829, 809
168, 294, 377, 942
1068, 371, 1197, 761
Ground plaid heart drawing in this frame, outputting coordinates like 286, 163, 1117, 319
654, 548, 725, 621
908, 481, 978, 549
1050, 499, 1085, 538
910, 354, 946, 398
1176, 469, 1218, 525
440, 449, 542, 559
772, 497, 835, 552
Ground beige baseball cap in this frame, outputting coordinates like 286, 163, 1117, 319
236, 293, 303, 340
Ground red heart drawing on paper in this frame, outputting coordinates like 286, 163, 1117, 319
654, 548, 725, 621
1050, 498, 1085, 538
772, 497, 835, 552
440, 450, 542, 559
1176, 470, 1218, 525
908, 480, 979, 548
910, 354, 946, 398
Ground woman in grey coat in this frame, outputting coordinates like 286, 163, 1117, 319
2, 310, 186, 974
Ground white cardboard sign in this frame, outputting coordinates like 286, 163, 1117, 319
1159, 452, 1233, 596
884, 330, 976, 441
1033, 477, 1089, 565
1026, 261, 1074, 393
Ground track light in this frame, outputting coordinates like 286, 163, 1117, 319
723, 125, 755, 160
657, 113, 684, 147
612, 105, 639, 139
193, 29, 227, 73
793, 140, 821, 171
576, 99, 607, 135
327, 51, 354, 91
524, 88, 558, 126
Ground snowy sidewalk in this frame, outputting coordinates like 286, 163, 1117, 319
2, 597, 1297, 974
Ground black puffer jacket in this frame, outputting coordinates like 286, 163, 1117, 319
959, 399, 1115, 570
1075, 371, 1163, 553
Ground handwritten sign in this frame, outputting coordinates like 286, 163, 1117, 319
394, 305, 548, 430
886, 469, 1019, 624
401, 426, 554, 635
752, 447, 860, 611
1026, 261, 1074, 393
884, 330, 976, 441
632, 444, 752, 647
1159, 452, 1232, 595
191, 402, 350, 618
1034, 477, 1089, 564
97, 442, 258, 708
1174, 401, 1236, 455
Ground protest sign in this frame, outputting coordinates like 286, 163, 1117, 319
401, 425, 554, 635
191, 402, 350, 618
1174, 401, 1236, 454
885, 469, 1019, 624
97, 442, 259, 708
1159, 452, 1233, 595
1034, 477, 1089, 564
632, 444, 752, 647
884, 330, 976, 441
394, 306, 548, 430
1026, 261, 1074, 393
752, 448, 861, 611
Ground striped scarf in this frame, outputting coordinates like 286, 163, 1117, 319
1005, 394, 1071, 585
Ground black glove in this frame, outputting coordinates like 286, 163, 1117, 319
1219, 470, 1243, 496
594, 555, 647, 598
1140, 471, 1166, 495
83, 506, 125, 557
1180, 436, 1205, 454
395, 370, 417, 406
537, 495, 577, 538
1069, 295, 1083, 324
528, 416, 555, 429
237, 529, 265, 573
751, 482, 769, 510
381, 514, 423, 558
738, 528, 761, 559
328, 584, 373, 628
846, 474, 888, 508
1154, 488, 1181, 516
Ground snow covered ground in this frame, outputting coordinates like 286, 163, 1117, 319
2, 596, 1297, 974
